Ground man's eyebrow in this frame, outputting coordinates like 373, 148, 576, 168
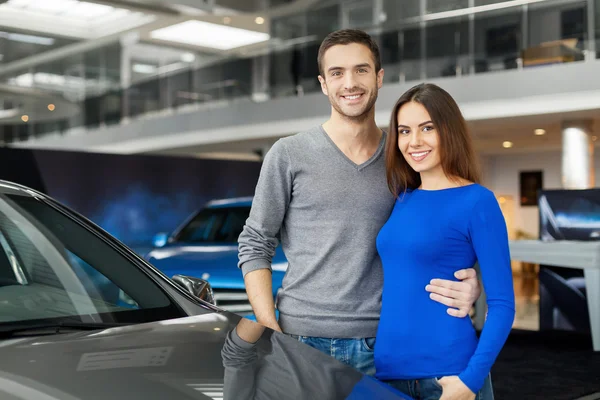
327, 63, 372, 72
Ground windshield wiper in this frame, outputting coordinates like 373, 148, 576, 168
0, 320, 128, 338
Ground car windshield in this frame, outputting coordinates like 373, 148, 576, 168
0, 190, 182, 329
175, 206, 250, 243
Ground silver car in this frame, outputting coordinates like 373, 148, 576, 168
0, 180, 408, 400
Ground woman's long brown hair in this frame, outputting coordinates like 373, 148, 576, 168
385, 83, 481, 197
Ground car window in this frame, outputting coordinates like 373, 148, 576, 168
0, 194, 182, 326
175, 206, 250, 243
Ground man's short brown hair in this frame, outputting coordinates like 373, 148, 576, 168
317, 29, 382, 77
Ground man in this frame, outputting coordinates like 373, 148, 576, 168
238, 29, 480, 376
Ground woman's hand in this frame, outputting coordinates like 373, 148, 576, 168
438, 376, 476, 400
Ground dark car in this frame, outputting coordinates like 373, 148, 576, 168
0, 180, 409, 399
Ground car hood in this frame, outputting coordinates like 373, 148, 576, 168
0, 312, 409, 400
145, 244, 286, 289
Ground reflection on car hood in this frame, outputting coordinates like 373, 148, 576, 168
0, 312, 410, 400
146, 245, 243, 287
147, 244, 239, 264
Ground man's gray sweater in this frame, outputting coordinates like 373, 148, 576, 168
238, 126, 395, 338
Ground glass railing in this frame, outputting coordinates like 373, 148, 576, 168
5, 4, 599, 143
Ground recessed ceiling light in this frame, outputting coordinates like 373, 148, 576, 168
502, 141, 513, 148
21, 115, 29, 122
132, 63, 157, 74
47, 103, 55, 111
534, 128, 546, 136
255, 16, 264, 25
181, 52, 195, 63
150, 20, 270, 50
0, 31, 55, 45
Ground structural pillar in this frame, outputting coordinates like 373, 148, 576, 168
119, 32, 139, 122
561, 120, 594, 189
561, 119, 600, 350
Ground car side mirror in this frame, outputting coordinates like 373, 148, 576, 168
153, 232, 169, 248
172, 274, 215, 306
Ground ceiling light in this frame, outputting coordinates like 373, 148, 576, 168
223, 17, 231, 24
181, 52, 195, 63
534, 128, 546, 136
150, 20, 270, 50
0, 108, 20, 119
23, 0, 77, 13
21, 115, 29, 122
47, 104, 55, 111
503, 141, 513, 148
0, 31, 55, 45
255, 16, 264, 25
132, 63, 157, 74
0, 0, 150, 40
63, 2, 113, 18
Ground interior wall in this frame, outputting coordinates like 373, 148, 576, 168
483, 149, 600, 238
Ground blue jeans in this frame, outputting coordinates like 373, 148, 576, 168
385, 374, 494, 400
289, 335, 376, 376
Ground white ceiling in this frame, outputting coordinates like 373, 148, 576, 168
470, 110, 600, 155
0, 0, 157, 39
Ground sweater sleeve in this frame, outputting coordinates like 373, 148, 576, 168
237, 139, 293, 276
458, 190, 516, 393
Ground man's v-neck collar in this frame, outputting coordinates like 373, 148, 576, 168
319, 125, 386, 171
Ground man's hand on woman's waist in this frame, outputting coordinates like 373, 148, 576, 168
425, 268, 481, 318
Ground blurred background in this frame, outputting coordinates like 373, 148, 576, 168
0, 0, 598, 352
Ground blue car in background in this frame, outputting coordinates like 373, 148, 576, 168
144, 197, 287, 319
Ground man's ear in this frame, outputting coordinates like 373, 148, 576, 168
377, 68, 384, 89
318, 75, 328, 96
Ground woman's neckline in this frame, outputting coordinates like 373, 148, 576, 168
414, 183, 478, 192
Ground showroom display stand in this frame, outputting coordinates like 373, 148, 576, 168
509, 240, 600, 351
473, 240, 600, 351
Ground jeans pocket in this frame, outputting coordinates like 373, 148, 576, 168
433, 377, 443, 389
361, 337, 376, 351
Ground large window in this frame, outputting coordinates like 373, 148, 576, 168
426, 19, 470, 78
379, 27, 422, 83
427, 0, 469, 14
526, 1, 587, 67
342, 0, 376, 29
474, 11, 522, 73
528, 1, 587, 47
383, 0, 420, 21
596, 0, 600, 57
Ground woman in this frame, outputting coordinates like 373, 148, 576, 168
375, 83, 515, 400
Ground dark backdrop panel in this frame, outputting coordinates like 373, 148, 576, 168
0, 148, 261, 254
0, 148, 47, 193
